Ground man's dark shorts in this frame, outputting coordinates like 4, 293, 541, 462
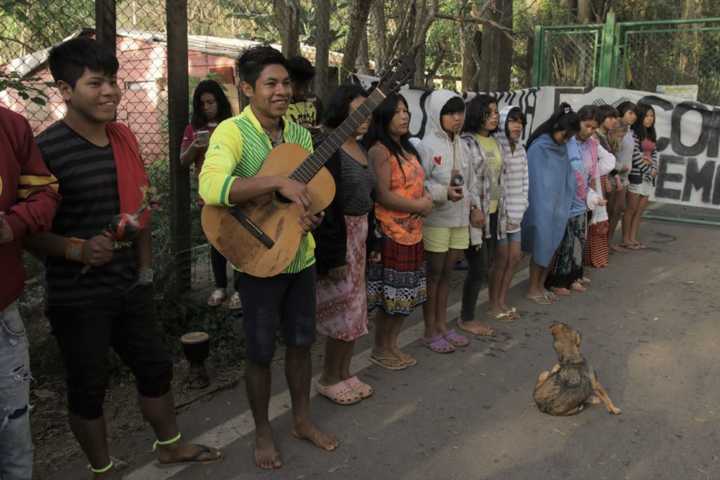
235, 265, 316, 365
46, 284, 173, 419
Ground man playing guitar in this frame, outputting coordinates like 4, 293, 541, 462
199, 45, 337, 470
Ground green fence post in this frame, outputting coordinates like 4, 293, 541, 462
598, 10, 616, 87
532, 25, 544, 87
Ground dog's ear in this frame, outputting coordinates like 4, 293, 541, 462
574, 330, 582, 347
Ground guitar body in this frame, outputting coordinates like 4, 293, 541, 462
201, 143, 335, 278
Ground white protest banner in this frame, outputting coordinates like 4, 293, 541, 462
560, 87, 720, 209
353, 74, 720, 209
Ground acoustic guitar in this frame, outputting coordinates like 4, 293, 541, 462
201, 56, 414, 278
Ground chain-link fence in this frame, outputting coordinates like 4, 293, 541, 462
534, 16, 720, 106
616, 19, 720, 106
534, 26, 602, 87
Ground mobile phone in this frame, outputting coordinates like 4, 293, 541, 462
451, 173, 464, 187
195, 130, 209, 143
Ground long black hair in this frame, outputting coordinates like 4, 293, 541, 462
504, 106, 526, 141
323, 84, 367, 129
616, 101, 637, 118
595, 104, 619, 126
191, 79, 233, 128
632, 102, 657, 142
526, 102, 580, 147
463, 94, 497, 134
577, 105, 598, 122
363, 93, 419, 162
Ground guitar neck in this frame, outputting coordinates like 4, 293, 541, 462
289, 88, 386, 184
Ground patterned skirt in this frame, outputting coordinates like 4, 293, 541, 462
584, 218, 610, 268
367, 236, 426, 317
545, 213, 586, 289
316, 215, 369, 341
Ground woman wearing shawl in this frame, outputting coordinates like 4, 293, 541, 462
521, 105, 579, 305
545, 105, 613, 295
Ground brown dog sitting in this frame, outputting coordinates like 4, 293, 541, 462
533, 322, 622, 416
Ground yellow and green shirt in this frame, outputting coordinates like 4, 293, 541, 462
199, 105, 315, 274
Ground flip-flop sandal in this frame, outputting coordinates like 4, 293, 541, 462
550, 287, 571, 296
457, 320, 496, 337
316, 381, 363, 405
158, 444, 222, 466
396, 351, 418, 367
635, 243, 648, 249
493, 311, 515, 322
581, 277, 592, 284
369, 352, 408, 371
423, 334, 455, 353
443, 329, 470, 347
503, 308, 520, 320
620, 243, 640, 250
526, 294, 553, 305
207, 289, 226, 307
570, 282, 587, 292
227, 292, 243, 310
544, 290, 559, 302
344, 376, 374, 399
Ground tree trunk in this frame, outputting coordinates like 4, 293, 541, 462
274, 0, 301, 57
577, 0, 592, 23
356, 27, 370, 74
479, 0, 513, 91
341, 0, 374, 80
461, 23, 478, 91
411, 0, 440, 86
371, 0, 387, 73
314, 0, 331, 101
524, 32, 535, 87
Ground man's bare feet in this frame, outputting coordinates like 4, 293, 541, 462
254, 428, 282, 470
291, 420, 338, 452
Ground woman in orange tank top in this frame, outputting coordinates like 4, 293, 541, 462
365, 94, 433, 371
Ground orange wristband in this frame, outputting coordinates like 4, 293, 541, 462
64, 237, 86, 263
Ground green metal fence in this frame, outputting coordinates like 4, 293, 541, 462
533, 13, 720, 106
532, 23, 603, 88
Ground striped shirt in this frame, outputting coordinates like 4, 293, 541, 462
496, 135, 529, 228
36, 122, 137, 306
629, 132, 658, 184
199, 106, 315, 273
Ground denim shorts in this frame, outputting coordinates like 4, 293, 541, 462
235, 265, 317, 364
498, 229, 522, 245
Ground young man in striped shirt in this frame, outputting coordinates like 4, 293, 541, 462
200, 45, 337, 470
26, 38, 220, 478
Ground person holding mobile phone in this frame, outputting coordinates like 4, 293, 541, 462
180, 80, 238, 308
412, 91, 475, 354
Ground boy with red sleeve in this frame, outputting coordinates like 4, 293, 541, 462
0, 104, 60, 480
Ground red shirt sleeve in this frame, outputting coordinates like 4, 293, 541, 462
181, 124, 195, 152
5, 114, 60, 240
